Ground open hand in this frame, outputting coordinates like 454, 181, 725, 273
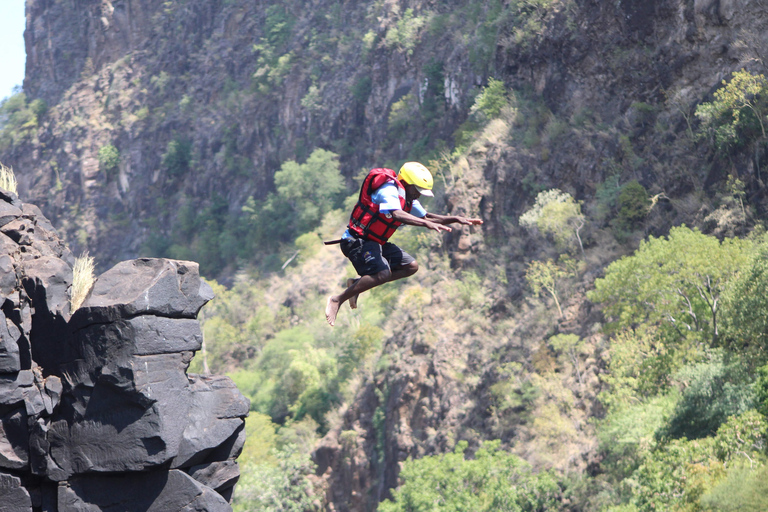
458, 217, 483, 226
427, 221, 452, 233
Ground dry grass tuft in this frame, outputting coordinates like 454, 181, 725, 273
0, 163, 18, 194
71, 252, 96, 311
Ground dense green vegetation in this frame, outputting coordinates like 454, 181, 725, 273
379, 441, 561, 511
8, 0, 768, 509
186, 66, 768, 510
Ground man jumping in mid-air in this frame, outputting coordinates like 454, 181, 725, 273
325, 161, 483, 326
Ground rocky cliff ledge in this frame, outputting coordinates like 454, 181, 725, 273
0, 187, 248, 511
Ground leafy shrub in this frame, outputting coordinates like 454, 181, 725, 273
519, 188, 585, 255
271, 148, 345, 236
381, 8, 427, 56
251, 326, 339, 428
597, 394, 679, 479
755, 364, 768, 418
525, 259, 567, 317
0, 93, 44, 151
721, 242, 768, 366
420, 60, 445, 124
98, 144, 120, 177
251, 5, 296, 94
618, 410, 768, 511
659, 356, 754, 440
599, 327, 681, 408
162, 137, 192, 176
696, 70, 768, 153
712, 409, 767, 463
233, 444, 322, 512
508, 0, 560, 51
489, 362, 539, 419
471, 78, 508, 119
613, 180, 649, 234
351, 75, 372, 105
624, 436, 720, 511
700, 466, 768, 511
379, 440, 562, 512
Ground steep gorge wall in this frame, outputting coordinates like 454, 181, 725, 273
312, 1, 768, 510
6, 0, 768, 510
11, 0, 484, 270
7, 0, 767, 273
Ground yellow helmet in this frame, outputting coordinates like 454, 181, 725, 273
397, 162, 434, 197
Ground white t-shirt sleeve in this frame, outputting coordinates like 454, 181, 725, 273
410, 200, 427, 218
372, 183, 403, 212
372, 183, 428, 217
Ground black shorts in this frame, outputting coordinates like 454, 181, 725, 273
340, 237, 415, 276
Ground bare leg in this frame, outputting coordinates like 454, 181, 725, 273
326, 261, 419, 326
346, 278, 360, 309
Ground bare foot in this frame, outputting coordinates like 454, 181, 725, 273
346, 278, 360, 309
326, 295, 341, 326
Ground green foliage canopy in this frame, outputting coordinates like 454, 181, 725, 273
525, 259, 567, 317
271, 148, 345, 237
519, 188, 585, 255
696, 70, 768, 152
618, 410, 768, 512
379, 440, 561, 512
471, 78, 509, 119
162, 137, 192, 176
721, 241, 768, 365
0, 93, 46, 152
98, 144, 120, 176
588, 226, 752, 345
660, 355, 754, 440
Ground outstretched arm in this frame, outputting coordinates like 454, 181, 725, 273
425, 212, 484, 226
390, 209, 453, 233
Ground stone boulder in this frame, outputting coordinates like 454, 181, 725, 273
0, 187, 249, 511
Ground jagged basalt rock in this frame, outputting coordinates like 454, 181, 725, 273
0, 188, 248, 511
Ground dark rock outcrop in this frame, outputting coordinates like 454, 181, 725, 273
0, 187, 248, 511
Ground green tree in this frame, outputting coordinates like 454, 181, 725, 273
588, 226, 752, 345
619, 411, 768, 511
471, 78, 509, 119
660, 356, 754, 440
548, 334, 585, 386
233, 443, 322, 512
382, 8, 426, 56
700, 466, 768, 511
598, 327, 682, 407
520, 189, 585, 257
696, 70, 768, 151
379, 440, 561, 512
98, 144, 120, 177
272, 148, 345, 236
0, 93, 45, 151
613, 181, 650, 236
525, 259, 567, 317
162, 137, 192, 176
721, 241, 768, 365
696, 70, 768, 178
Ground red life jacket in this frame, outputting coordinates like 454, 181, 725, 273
348, 168, 413, 244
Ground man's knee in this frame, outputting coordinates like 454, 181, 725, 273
374, 268, 392, 283
404, 260, 419, 276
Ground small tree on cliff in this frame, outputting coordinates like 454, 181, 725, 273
526, 259, 567, 318
520, 188, 586, 258
696, 70, 768, 180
